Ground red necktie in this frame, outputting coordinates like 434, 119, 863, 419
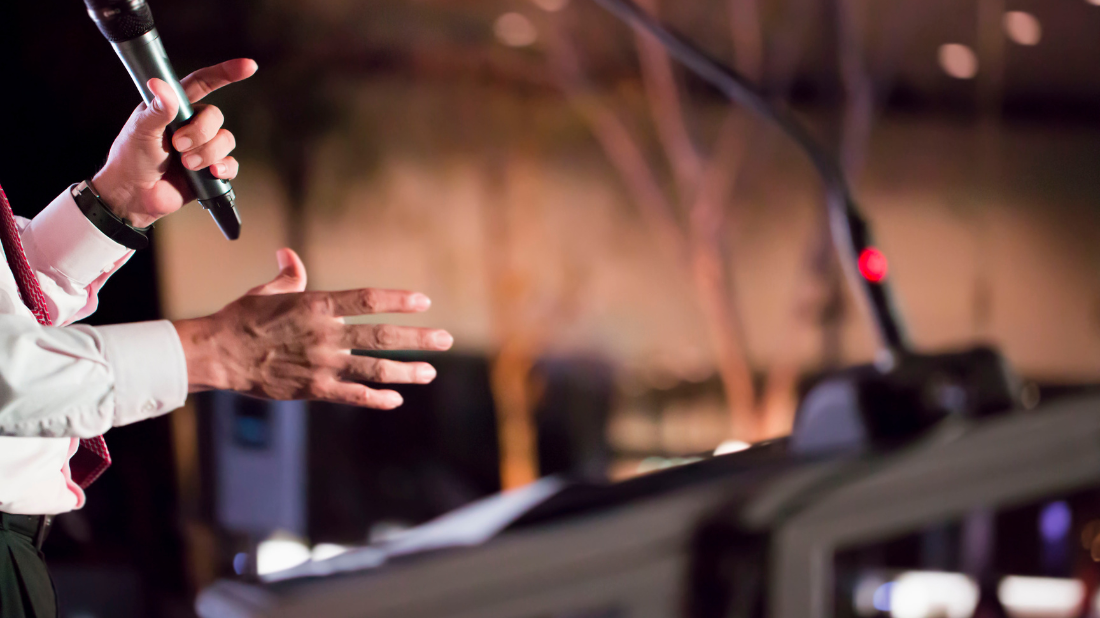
0, 183, 111, 489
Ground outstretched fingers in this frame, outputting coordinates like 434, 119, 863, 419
343, 324, 453, 351
315, 355, 440, 409
343, 356, 437, 385
310, 288, 432, 317
319, 381, 404, 410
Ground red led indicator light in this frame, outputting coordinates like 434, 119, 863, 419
858, 247, 889, 283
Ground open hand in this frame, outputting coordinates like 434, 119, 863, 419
173, 249, 454, 409
92, 58, 257, 228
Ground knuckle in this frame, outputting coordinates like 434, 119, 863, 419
189, 107, 212, 138
305, 294, 334, 316
373, 325, 398, 348
373, 361, 394, 383
213, 128, 234, 152
360, 289, 380, 313
306, 378, 328, 400
192, 76, 212, 95
199, 142, 218, 161
356, 389, 377, 407
198, 134, 226, 158
420, 329, 436, 348
198, 123, 216, 143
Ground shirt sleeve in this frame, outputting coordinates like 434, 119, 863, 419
0, 311, 188, 438
18, 188, 134, 326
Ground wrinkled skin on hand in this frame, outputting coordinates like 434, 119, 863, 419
173, 249, 454, 409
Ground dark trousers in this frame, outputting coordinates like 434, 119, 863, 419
0, 514, 57, 618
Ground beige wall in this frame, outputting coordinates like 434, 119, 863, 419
155, 86, 1100, 383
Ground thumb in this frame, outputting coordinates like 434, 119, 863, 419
247, 248, 308, 296
132, 78, 180, 138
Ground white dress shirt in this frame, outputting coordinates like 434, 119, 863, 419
0, 188, 188, 515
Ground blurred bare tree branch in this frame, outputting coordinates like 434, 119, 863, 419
539, 0, 919, 443
546, 0, 771, 440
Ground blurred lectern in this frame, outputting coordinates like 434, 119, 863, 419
196, 393, 1100, 618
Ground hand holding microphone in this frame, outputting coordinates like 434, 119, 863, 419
84, 0, 248, 239
92, 60, 254, 231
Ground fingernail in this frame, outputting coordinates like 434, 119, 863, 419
386, 392, 404, 408
150, 96, 163, 113
411, 293, 431, 310
418, 365, 437, 383
175, 137, 193, 151
183, 154, 201, 169
434, 332, 454, 349
215, 163, 227, 176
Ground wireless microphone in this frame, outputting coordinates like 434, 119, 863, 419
83, 0, 242, 240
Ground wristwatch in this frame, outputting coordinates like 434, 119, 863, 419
71, 179, 151, 250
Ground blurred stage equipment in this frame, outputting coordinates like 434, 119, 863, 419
83, 0, 242, 240
194, 1, 1097, 617
210, 393, 308, 543
196, 396, 1100, 618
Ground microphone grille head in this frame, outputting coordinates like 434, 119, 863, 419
84, 0, 155, 43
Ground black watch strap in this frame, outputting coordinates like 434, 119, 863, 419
71, 180, 151, 250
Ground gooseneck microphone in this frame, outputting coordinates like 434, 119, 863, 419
590, 0, 908, 354
84, 0, 242, 240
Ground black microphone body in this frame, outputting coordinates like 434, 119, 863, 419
84, 0, 241, 240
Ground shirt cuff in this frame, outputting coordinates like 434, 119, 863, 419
22, 188, 132, 287
94, 320, 189, 427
